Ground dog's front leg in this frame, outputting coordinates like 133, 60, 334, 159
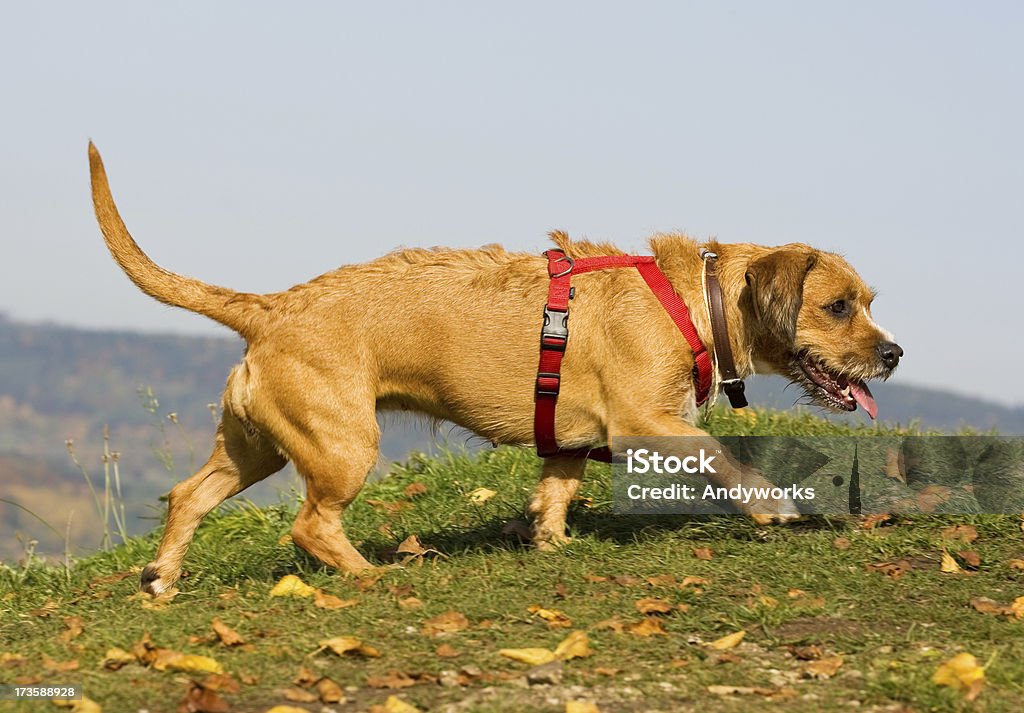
528, 455, 587, 550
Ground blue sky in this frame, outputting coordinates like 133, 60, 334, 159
2, 3, 1022, 404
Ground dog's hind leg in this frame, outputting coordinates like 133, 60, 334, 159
141, 410, 286, 595
288, 424, 380, 574
529, 455, 587, 550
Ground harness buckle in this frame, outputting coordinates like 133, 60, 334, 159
536, 372, 562, 397
540, 306, 569, 351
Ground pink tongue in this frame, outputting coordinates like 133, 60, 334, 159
850, 381, 877, 420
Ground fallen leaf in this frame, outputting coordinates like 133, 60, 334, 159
957, 550, 981, 569
52, 696, 102, 712
155, 653, 223, 675
101, 647, 135, 670
709, 630, 746, 650
692, 547, 714, 560
396, 534, 443, 560
467, 487, 497, 504
435, 644, 461, 658
201, 674, 240, 693
404, 482, 428, 498
565, 702, 600, 713
933, 652, 985, 701
292, 666, 319, 687
942, 524, 979, 543
180, 681, 230, 713
866, 560, 911, 578
314, 591, 359, 610
553, 630, 592, 660
499, 647, 557, 666
366, 671, 418, 688
833, 537, 851, 550
398, 597, 423, 610
646, 574, 677, 587
42, 655, 80, 672
788, 644, 824, 661
269, 574, 316, 598
211, 618, 245, 646
1009, 559, 1024, 570
317, 677, 344, 703
940, 551, 963, 574
595, 666, 621, 675
381, 696, 420, 713
528, 604, 572, 628
1011, 596, 1024, 619
421, 610, 470, 636
628, 617, 667, 637
971, 597, 1010, 616
803, 655, 844, 679
635, 598, 674, 615
264, 707, 309, 713
59, 616, 84, 643
282, 688, 318, 702
593, 617, 625, 634
861, 514, 893, 529
680, 576, 710, 588
319, 636, 380, 658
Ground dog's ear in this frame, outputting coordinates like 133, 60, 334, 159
744, 250, 817, 343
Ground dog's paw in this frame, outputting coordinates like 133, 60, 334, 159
140, 563, 177, 595
533, 530, 572, 552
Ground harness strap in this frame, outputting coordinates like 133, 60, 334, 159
534, 249, 712, 461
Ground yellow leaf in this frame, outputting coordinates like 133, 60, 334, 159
269, 574, 317, 598
940, 551, 962, 574
52, 696, 102, 713
1011, 596, 1024, 619
499, 647, 557, 665
211, 617, 245, 646
383, 696, 421, 713
628, 617, 667, 637
528, 604, 572, 628
264, 707, 310, 713
159, 653, 223, 674
566, 702, 601, 713
709, 630, 746, 650
101, 647, 135, 670
1008, 558, 1024, 570
635, 597, 674, 615
553, 630, 592, 660
313, 590, 359, 610
803, 655, 844, 679
468, 487, 497, 504
319, 636, 378, 657
933, 652, 985, 700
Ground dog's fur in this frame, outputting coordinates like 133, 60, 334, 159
87, 144, 901, 594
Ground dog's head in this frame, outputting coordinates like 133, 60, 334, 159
742, 246, 901, 419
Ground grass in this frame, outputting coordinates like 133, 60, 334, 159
2, 408, 1023, 712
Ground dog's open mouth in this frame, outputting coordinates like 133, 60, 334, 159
794, 352, 878, 420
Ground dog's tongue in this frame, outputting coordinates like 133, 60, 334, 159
850, 381, 877, 420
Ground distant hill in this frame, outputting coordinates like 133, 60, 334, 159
1, 315, 1021, 560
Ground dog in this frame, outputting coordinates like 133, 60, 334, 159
87, 143, 902, 594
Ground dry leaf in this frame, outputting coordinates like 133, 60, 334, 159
680, 576, 710, 588
593, 617, 625, 634
628, 617, 667, 637
314, 591, 359, 610
958, 550, 981, 569
709, 630, 746, 650
435, 644, 460, 658
52, 696, 102, 712
803, 655, 844, 679
156, 653, 223, 675
282, 688, 318, 702
692, 547, 714, 560
1011, 596, 1024, 619
317, 677, 344, 703
319, 636, 379, 658
528, 604, 572, 628
421, 610, 470, 635
940, 551, 963, 574
59, 616, 84, 643
553, 630, 592, 660
499, 647, 557, 666
861, 513, 892, 529
971, 597, 1011, 616
565, 702, 600, 713
942, 524, 979, 543
833, 537, 851, 550
646, 574, 677, 587
866, 560, 911, 578
211, 618, 245, 646
399, 597, 423, 610
404, 482, 428, 498
269, 574, 316, 598
202, 674, 240, 693
101, 647, 135, 670
180, 682, 230, 713
42, 655, 80, 672
933, 652, 985, 701
467, 487, 497, 504
366, 671, 418, 689
265, 707, 310, 713
635, 598, 674, 615
381, 696, 420, 713
1008, 559, 1024, 570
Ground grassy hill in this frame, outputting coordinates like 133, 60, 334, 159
2, 409, 1023, 711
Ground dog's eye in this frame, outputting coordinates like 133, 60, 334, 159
827, 299, 848, 315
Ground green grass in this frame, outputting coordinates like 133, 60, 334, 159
2, 408, 1023, 712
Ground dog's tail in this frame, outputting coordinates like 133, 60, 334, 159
89, 142, 267, 338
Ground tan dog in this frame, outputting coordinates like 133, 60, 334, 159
88, 144, 901, 594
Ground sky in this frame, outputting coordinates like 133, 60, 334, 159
1, 3, 1022, 405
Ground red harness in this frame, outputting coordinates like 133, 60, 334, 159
534, 249, 713, 462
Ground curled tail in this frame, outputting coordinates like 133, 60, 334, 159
89, 142, 267, 338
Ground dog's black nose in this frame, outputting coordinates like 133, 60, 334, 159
877, 341, 903, 369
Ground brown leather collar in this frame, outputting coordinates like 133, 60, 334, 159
700, 249, 748, 408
